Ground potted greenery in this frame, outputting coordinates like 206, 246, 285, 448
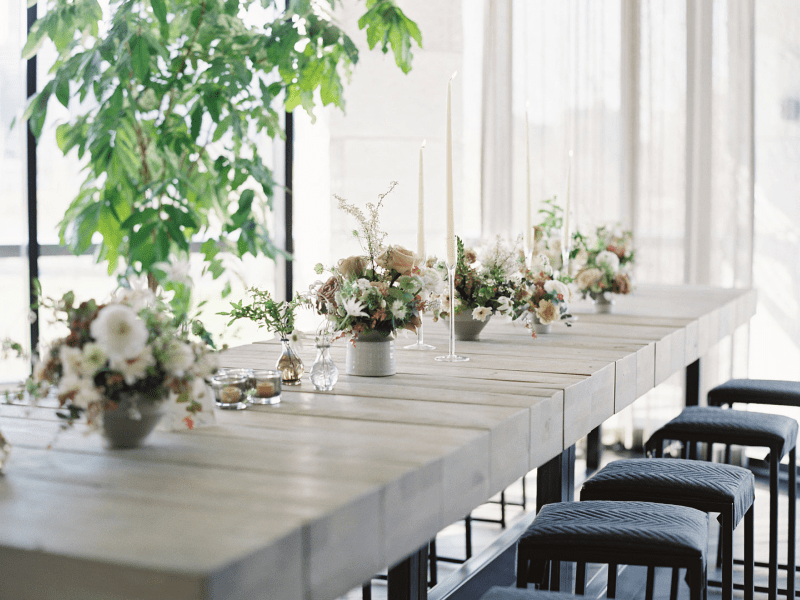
20, 0, 422, 311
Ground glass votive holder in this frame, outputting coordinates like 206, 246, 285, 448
211, 373, 248, 410
249, 370, 282, 405
216, 368, 255, 389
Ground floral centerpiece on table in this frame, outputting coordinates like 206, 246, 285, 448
531, 196, 566, 272
220, 289, 306, 348
432, 236, 523, 323
571, 225, 635, 300
509, 254, 573, 337
23, 287, 217, 432
309, 182, 442, 341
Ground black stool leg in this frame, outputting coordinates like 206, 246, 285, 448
576, 561, 586, 595
689, 561, 704, 600
516, 550, 528, 588
499, 491, 506, 529
362, 583, 371, 600
522, 475, 527, 509
645, 566, 655, 600
670, 568, 680, 600
745, 504, 754, 600
789, 447, 796, 600
464, 514, 472, 560
608, 563, 617, 598
722, 508, 733, 600
428, 539, 437, 588
770, 450, 780, 600
717, 444, 732, 570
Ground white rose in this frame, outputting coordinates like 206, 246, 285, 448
109, 346, 156, 385
162, 340, 195, 377
544, 280, 570, 302
90, 304, 149, 361
596, 250, 620, 273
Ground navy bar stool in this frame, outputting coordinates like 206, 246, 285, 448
516, 500, 708, 600
580, 458, 755, 600
481, 586, 618, 600
647, 405, 797, 600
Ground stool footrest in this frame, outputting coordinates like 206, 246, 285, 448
708, 579, 800, 597
732, 557, 800, 572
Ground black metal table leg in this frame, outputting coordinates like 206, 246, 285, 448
388, 545, 428, 600
686, 358, 700, 406
536, 445, 576, 591
587, 425, 601, 472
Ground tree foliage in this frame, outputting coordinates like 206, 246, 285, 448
21, 0, 422, 294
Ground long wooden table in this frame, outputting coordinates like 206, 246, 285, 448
0, 285, 756, 600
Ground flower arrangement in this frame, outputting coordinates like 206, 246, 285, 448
432, 236, 524, 322
220, 289, 306, 347
531, 196, 566, 272
509, 254, 572, 336
22, 288, 217, 430
309, 182, 442, 339
571, 225, 635, 299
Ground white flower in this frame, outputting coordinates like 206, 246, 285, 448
90, 304, 149, 361
544, 280, 571, 302
192, 348, 218, 378
288, 329, 307, 350
596, 250, 620, 273
530, 253, 553, 276
497, 296, 512, 314
113, 276, 157, 311
58, 373, 83, 397
109, 346, 156, 385
152, 258, 192, 286
355, 278, 372, 291
72, 379, 101, 409
161, 340, 195, 377
81, 342, 107, 375
342, 297, 369, 318
472, 306, 492, 322
59, 345, 86, 377
391, 299, 408, 320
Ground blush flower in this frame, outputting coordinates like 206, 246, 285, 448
536, 300, 559, 324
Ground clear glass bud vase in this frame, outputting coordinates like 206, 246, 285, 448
310, 333, 338, 391
277, 339, 304, 385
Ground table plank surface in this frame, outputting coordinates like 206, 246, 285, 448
0, 285, 756, 600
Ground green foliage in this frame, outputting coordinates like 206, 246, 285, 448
22, 0, 421, 289
219, 288, 306, 337
534, 196, 563, 242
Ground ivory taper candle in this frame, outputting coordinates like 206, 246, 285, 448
563, 150, 573, 251
446, 73, 457, 266
525, 102, 531, 249
417, 140, 426, 258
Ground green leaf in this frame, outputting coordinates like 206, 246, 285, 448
21, 21, 48, 60
150, 0, 167, 27
55, 75, 70, 108
212, 115, 231, 142
121, 208, 158, 230
131, 35, 150, 81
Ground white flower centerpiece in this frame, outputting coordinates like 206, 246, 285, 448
431, 236, 524, 341
309, 182, 441, 376
571, 225, 635, 312
23, 287, 217, 447
509, 254, 573, 336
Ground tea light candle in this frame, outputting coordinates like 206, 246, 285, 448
250, 370, 282, 405
211, 373, 248, 410
221, 386, 242, 404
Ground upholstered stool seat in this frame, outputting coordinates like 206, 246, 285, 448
581, 458, 755, 600
708, 379, 800, 409
516, 500, 708, 600
647, 406, 797, 600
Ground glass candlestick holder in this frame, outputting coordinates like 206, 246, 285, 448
435, 263, 469, 362
403, 313, 435, 350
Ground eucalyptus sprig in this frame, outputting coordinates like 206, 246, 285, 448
220, 289, 306, 339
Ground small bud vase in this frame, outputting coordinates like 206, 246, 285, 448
346, 330, 395, 377
277, 339, 304, 385
310, 333, 339, 390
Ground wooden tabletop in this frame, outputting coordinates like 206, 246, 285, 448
0, 284, 756, 600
